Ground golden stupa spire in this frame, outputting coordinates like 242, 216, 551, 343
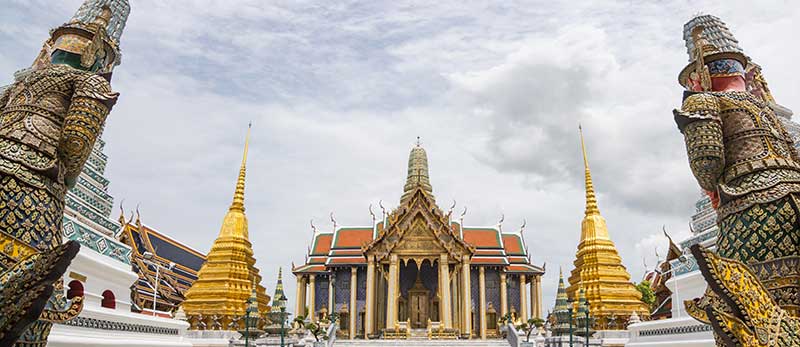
229, 123, 250, 213
182, 124, 270, 329
579, 125, 600, 217
566, 125, 649, 329
400, 137, 434, 204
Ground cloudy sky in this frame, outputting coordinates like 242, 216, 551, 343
1, 0, 798, 312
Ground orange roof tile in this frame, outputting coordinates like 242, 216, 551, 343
330, 249, 364, 256
312, 234, 333, 255
506, 264, 543, 274
328, 257, 366, 264
502, 234, 525, 255
333, 228, 373, 249
463, 228, 502, 248
471, 257, 507, 265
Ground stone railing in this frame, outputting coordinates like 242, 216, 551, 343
326, 322, 337, 347
506, 323, 520, 347
59, 316, 180, 335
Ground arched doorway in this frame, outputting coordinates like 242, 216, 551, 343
67, 280, 84, 299
101, 290, 116, 309
399, 259, 437, 328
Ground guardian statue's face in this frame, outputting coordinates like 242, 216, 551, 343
50, 49, 103, 73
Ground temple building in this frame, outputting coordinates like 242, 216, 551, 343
182, 126, 271, 331
565, 128, 650, 330
292, 142, 544, 339
117, 213, 207, 315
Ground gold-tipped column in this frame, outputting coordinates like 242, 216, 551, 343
519, 274, 528, 321
365, 255, 376, 337
296, 275, 306, 318
386, 254, 399, 328
500, 272, 508, 317
479, 267, 486, 339
349, 267, 358, 339
439, 253, 452, 328
308, 274, 316, 321
461, 255, 472, 338
531, 275, 542, 319
328, 274, 334, 315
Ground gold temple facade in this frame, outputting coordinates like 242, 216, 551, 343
293, 143, 544, 339
566, 128, 650, 329
182, 127, 271, 330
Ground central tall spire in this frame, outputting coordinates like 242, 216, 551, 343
580, 126, 600, 217
400, 138, 434, 204
183, 125, 270, 329
229, 124, 250, 213
567, 126, 650, 328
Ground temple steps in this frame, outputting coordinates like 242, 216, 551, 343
333, 339, 511, 347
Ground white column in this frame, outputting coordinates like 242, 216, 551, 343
519, 274, 528, 321
461, 256, 472, 338
439, 253, 452, 328
309, 274, 316, 321
500, 272, 508, 317
365, 255, 376, 337
479, 267, 486, 340
350, 267, 358, 339
386, 254, 399, 328
328, 274, 334, 315
295, 275, 306, 319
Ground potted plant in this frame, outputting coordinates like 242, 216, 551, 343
517, 318, 544, 347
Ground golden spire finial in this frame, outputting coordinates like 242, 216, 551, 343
229, 123, 251, 212
579, 125, 600, 216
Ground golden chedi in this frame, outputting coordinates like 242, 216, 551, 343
182, 126, 270, 330
566, 127, 649, 329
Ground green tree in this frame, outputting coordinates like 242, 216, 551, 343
635, 280, 656, 309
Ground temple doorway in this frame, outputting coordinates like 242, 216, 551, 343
399, 259, 438, 328
409, 277, 429, 328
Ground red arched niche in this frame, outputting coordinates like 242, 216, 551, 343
101, 290, 116, 309
67, 280, 84, 299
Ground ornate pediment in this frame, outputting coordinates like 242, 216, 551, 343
364, 188, 473, 263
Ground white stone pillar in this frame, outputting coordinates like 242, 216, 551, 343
365, 255, 376, 337
520, 274, 528, 322
479, 267, 486, 340
386, 254, 399, 328
461, 256, 472, 338
439, 253, 452, 328
309, 274, 316, 321
500, 272, 508, 317
350, 267, 358, 339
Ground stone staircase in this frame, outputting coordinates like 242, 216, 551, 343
333, 338, 511, 347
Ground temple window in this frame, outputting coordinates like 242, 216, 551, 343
67, 280, 84, 299
101, 290, 116, 309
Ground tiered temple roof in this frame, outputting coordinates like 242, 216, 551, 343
293, 143, 543, 276
117, 213, 207, 314
295, 220, 542, 274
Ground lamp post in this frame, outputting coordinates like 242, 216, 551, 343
278, 294, 287, 347
142, 251, 175, 317
567, 301, 574, 347
245, 297, 252, 347
584, 302, 590, 347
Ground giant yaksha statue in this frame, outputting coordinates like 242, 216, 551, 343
0, 6, 121, 346
674, 15, 800, 346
